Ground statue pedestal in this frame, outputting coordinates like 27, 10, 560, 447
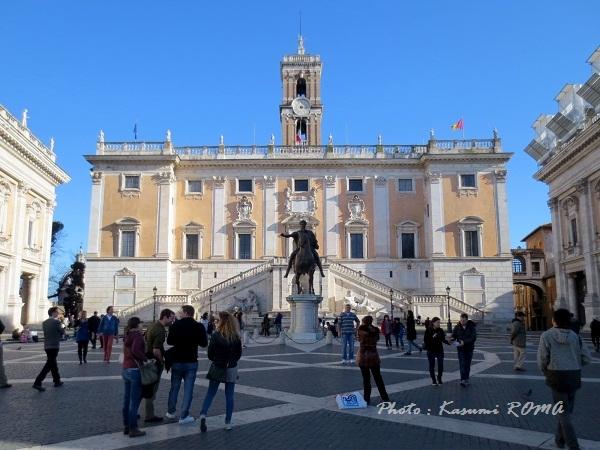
286, 294, 323, 343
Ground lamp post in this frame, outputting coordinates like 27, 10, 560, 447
446, 286, 452, 333
209, 289, 213, 316
390, 288, 394, 320
152, 286, 157, 322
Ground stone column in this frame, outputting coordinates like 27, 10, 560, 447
155, 171, 174, 258
493, 169, 511, 256
576, 179, 600, 322
373, 176, 390, 257
211, 176, 227, 258
263, 176, 277, 258
324, 176, 338, 257
567, 274, 577, 314
426, 172, 445, 256
549, 198, 567, 308
37, 202, 55, 322
7, 182, 29, 328
87, 171, 103, 257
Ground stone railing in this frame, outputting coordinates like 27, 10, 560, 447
189, 260, 273, 309
94, 139, 499, 160
117, 294, 189, 319
0, 104, 56, 161
328, 262, 411, 307
411, 294, 484, 319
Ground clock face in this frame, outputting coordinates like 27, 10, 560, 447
291, 97, 311, 117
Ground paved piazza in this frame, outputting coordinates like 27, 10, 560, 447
1, 333, 599, 450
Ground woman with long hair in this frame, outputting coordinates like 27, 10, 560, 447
381, 314, 393, 350
199, 311, 242, 432
74, 311, 90, 364
356, 315, 390, 405
404, 310, 422, 355
121, 317, 146, 438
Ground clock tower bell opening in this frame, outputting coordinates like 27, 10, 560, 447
280, 35, 323, 146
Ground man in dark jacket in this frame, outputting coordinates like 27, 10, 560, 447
0, 318, 11, 388
166, 305, 207, 424
590, 316, 600, 352
88, 311, 101, 349
538, 308, 591, 450
33, 307, 64, 391
451, 313, 477, 387
511, 312, 527, 371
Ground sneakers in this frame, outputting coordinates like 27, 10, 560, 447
514, 367, 526, 372
123, 427, 129, 435
200, 415, 207, 433
437, 378, 443, 385
179, 415, 195, 425
431, 381, 438, 386
460, 380, 466, 387
165, 412, 176, 420
340, 359, 347, 364
348, 359, 355, 364
128, 429, 146, 438
225, 422, 233, 431
32, 384, 45, 392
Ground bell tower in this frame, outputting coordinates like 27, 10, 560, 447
280, 36, 323, 146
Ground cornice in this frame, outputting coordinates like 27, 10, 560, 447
422, 153, 513, 164
0, 126, 70, 186
534, 119, 600, 183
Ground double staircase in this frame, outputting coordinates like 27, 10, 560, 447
116, 259, 485, 323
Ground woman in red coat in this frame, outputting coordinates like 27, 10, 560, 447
356, 316, 390, 405
380, 314, 393, 349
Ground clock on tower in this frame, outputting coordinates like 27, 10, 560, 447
279, 35, 323, 146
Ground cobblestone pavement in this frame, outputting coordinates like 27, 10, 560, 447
0, 334, 599, 450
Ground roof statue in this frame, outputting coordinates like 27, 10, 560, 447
21, 109, 28, 127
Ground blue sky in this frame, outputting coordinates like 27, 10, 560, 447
1, 1, 599, 271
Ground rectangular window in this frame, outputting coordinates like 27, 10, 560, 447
238, 179, 253, 193
532, 261, 541, 274
398, 179, 413, 192
238, 233, 252, 259
460, 174, 476, 188
187, 180, 203, 194
124, 175, 140, 190
570, 218, 578, 245
348, 179, 363, 192
27, 220, 34, 247
185, 234, 199, 259
350, 233, 364, 258
465, 230, 479, 257
120, 230, 136, 257
294, 179, 309, 192
401, 233, 415, 258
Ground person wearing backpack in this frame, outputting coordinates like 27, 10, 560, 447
538, 308, 592, 450
0, 318, 11, 388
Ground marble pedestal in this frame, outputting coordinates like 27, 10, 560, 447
286, 294, 323, 343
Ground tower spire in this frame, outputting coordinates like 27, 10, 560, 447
297, 11, 305, 55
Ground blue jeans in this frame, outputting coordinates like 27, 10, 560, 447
341, 333, 355, 360
457, 348, 474, 381
394, 333, 404, 348
168, 362, 198, 418
122, 368, 142, 429
200, 380, 236, 423
406, 339, 422, 354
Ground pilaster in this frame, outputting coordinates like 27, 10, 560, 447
324, 176, 338, 257
155, 171, 175, 258
211, 176, 227, 258
493, 169, 511, 256
373, 176, 390, 257
263, 176, 277, 257
426, 172, 445, 256
548, 197, 567, 308
87, 171, 104, 257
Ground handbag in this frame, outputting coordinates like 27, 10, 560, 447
137, 359, 159, 386
206, 363, 227, 383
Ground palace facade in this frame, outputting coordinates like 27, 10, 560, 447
525, 46, 600, 326
0, 105, 70, 330
84, 39, 513, 323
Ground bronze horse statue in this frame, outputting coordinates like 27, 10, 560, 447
293, 230, 316, 294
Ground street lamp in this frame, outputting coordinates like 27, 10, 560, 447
152, 286, 157, 322
209, 289, 213, 316
390, 288, 394, 320
446, 286, 452, 333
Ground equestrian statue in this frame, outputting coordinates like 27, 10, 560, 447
280, 219, 326, 294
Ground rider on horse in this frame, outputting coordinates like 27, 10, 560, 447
280, 220, 326, 278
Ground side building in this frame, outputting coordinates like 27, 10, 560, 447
83, 39, 514, 324
512, 224, 556, 330
0, 105, 70, 330
525, 46, 600, 326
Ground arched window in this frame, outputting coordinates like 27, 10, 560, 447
512, 257, 525, 273
295, 119, 308, 145
296, 78, 307, 97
